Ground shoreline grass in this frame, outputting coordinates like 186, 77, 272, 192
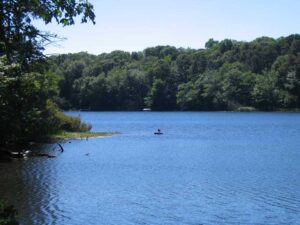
41, 131, 116, 142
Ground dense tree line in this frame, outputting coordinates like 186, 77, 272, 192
50, 35, 300, 111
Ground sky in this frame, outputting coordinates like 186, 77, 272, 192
37, 0, 300, 55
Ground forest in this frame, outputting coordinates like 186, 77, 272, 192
50, 35, 300, 111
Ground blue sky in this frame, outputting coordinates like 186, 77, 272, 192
37, 0, 300, 55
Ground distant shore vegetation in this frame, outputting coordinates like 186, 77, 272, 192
50, 35, 300, 112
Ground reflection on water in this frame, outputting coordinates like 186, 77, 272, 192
1, 112, 300, 225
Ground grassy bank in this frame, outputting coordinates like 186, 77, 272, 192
41, 131, 115, 142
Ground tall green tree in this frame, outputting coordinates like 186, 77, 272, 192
0, 0, 95, 147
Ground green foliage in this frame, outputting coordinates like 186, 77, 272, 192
146, 79, 169, 110
0, 68, 57, 144
0, 64, 91, 145
0, 0, 95, 68
144, 46, 179, 60
49, 35, 300, 112
48, 131, 112, 141
45, 101, 91, 133
0, 67, 91, 146
252, 72, 279, 110
205, 38, 219, 49
0, 0, 95, 147
177, 81, 201, 110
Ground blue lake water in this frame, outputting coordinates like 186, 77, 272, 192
1, 112, 300, 224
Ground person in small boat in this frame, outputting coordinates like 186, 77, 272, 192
154, 129, 163, 134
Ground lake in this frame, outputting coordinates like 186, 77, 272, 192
1, 112, 300, 225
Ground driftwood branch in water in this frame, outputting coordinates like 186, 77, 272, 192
0, 142, 65, 160
57, 143, 64, 152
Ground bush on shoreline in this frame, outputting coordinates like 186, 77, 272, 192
0, 69, 91, 148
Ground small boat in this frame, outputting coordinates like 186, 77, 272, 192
154, 129, 163, 135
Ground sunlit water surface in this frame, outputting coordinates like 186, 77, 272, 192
1, 112, 300, 225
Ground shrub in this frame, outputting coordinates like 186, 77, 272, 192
45, 101, 92, 133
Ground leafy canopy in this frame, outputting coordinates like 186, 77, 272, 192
0, 0, 95, 68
